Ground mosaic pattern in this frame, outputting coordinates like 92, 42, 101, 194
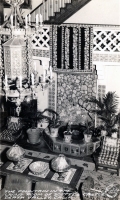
4, 48, 11, 77
48, 79, 56, 112
11, 49, 21, 76
4, 44, 28, 78
96, 85, 106, 127
32, 49, 49, 58
57, 71, 97, 123
93, 53, 120, 63
51, 25, 93, 71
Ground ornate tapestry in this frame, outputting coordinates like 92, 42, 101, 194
50, 25, 93, 72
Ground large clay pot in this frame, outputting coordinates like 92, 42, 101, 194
27, 128, 41, 144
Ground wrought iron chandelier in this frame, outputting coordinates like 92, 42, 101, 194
0, 0, 52, 116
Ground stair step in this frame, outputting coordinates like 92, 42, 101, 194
72, 0, 79, 5
66, 3, 74, 9
29, 0, 91, 24
55, 12, 61, 18
60, 7, 66, 14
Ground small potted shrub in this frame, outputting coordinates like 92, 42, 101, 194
82, 121, 94, 143
48, 112, 61, 137
63, 122, 72, 143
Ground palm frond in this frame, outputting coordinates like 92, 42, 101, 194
88, 96, 104, 110
87, 91, 120, 134
103, 92, 119, 113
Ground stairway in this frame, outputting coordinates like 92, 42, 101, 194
29, 0, 91, 24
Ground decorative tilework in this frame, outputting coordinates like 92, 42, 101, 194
93, 53, 120, 63
48, 73, 57, 112
32, 49, 49, 58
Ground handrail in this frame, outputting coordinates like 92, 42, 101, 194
29, 0, 47, 15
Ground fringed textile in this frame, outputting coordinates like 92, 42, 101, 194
65, 27, 70, 69
49, 25, 53, 68
0, 35, 3, 78
52, 25, 57, 70
73, 27, 78, 70
51, 25, 93, 72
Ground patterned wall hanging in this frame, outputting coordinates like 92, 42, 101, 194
50, 25, 93, 72
0, 35, 3, 79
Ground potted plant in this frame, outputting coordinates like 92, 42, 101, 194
82, 120, 94, 143
48, 110, 61, 137
22, 108, 58, 143
63, 122, 72, 142
24, 111, 50, 144
88, 92, 120, 137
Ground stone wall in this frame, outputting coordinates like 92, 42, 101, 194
57, 70, 98, 124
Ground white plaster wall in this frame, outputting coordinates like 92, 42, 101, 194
104, 65, 120, 110
97, 65, 120, 110
65, 0, 120, 25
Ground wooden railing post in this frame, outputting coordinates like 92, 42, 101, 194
0, 0, 4, 25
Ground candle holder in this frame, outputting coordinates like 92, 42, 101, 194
1, 0, 53, 116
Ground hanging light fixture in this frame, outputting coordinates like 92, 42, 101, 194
0, 0, 52, 116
